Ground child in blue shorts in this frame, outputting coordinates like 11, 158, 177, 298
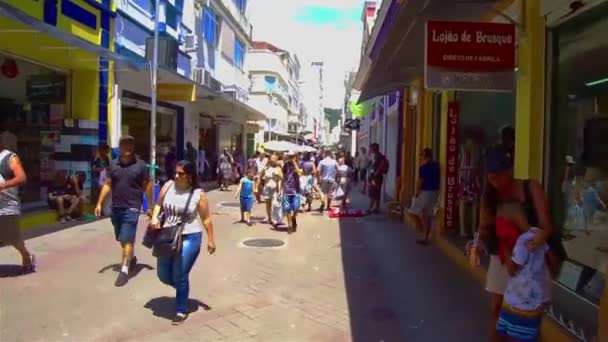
495, 203, 550, 342
235, 167, 256, 226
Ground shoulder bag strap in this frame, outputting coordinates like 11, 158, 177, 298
177, 187, 196, 234
157, 181, 174, 206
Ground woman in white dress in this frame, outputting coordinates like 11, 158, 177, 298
256, 154, 283, 227
334, 156, 353, 210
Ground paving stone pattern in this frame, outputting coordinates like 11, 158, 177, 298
0, 188, 490, 341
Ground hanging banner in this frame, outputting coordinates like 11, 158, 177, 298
425, 21, 516, 91
444, 101, 460, 231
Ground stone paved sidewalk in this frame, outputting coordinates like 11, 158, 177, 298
0, 189, 490, 341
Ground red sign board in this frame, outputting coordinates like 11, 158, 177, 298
425, 21, 516, 91
444, 101, 459, 231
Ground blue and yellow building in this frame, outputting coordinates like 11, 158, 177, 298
0, 0, 126, 228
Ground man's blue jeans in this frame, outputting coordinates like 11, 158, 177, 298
157, 232, 202, 314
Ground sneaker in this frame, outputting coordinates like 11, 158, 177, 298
115, 271, 129, 287
246, 221, 253, 227
59, 216, 68, 223
172, 312, 189, 325
129, 256, 138, 271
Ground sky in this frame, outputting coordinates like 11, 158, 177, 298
248, 0, 365, 109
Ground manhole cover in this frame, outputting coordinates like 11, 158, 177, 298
243, 238, 285, 248
219, 202, 240, 208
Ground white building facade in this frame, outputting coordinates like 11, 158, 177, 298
194, 0, 266, 159
246, 41, 302, 143
112, 0, 266, 178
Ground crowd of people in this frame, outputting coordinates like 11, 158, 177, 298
222, 143, 390, 234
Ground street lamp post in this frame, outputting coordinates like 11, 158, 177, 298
149, 0, 160, 185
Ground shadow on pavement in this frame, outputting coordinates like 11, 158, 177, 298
0, 264, 31, 278
144, 296, 211, 320
337, 190, 491, 342
98, 262, 154, 279
335, 192, 405, 342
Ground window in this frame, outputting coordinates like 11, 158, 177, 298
233, 0, 246, 14
203, 6, 218, 47
233, 38, 245, 68
165, 5, 179, 30
549, 5, 608, 305
264, 76, 276, 93
132, 0, 153, 13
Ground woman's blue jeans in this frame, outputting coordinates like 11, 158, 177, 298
157, 232, 202, 314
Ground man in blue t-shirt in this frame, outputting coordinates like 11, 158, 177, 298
408, 148, 440, 244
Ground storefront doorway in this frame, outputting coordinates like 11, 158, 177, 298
0, 54, 69, 207
121, 92, 178, 182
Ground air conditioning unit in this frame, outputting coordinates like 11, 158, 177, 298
184, 34, 197, 52
193, 67, 205, 85
208, 76, 222, 92
224, 90, 238, 99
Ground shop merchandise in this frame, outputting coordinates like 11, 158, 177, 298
458, 137, 481, 237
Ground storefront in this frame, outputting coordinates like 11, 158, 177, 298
355, 0, 606, 339
119, 90, 181, 182
0, 55, 71, 207
545, 2, 608, 338
0, 0, 119, 226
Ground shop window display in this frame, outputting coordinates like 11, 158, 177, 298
450, 92, 515, 240
0, 56, 68, 206
548, 8, 608, 307
545, 6, 608, 339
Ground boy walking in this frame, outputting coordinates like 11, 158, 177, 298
235, 167, 256, 226
495, 203, 550, 342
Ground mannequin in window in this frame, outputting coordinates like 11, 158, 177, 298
458, 137, 481, 237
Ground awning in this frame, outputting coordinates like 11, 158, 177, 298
0, 1, 142, 71
357, 0, 514, 102
196, 86, 268, 122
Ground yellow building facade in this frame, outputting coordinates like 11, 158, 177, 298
0, 0, 116, 228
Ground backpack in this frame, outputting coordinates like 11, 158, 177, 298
0, 152, 15, 181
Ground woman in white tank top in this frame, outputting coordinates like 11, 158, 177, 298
150, 160, 216, 325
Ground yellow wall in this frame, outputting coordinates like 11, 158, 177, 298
514, 0, 545, 181
71, 70, 99, 120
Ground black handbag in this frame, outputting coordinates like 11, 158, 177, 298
152, 186, 195, 258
